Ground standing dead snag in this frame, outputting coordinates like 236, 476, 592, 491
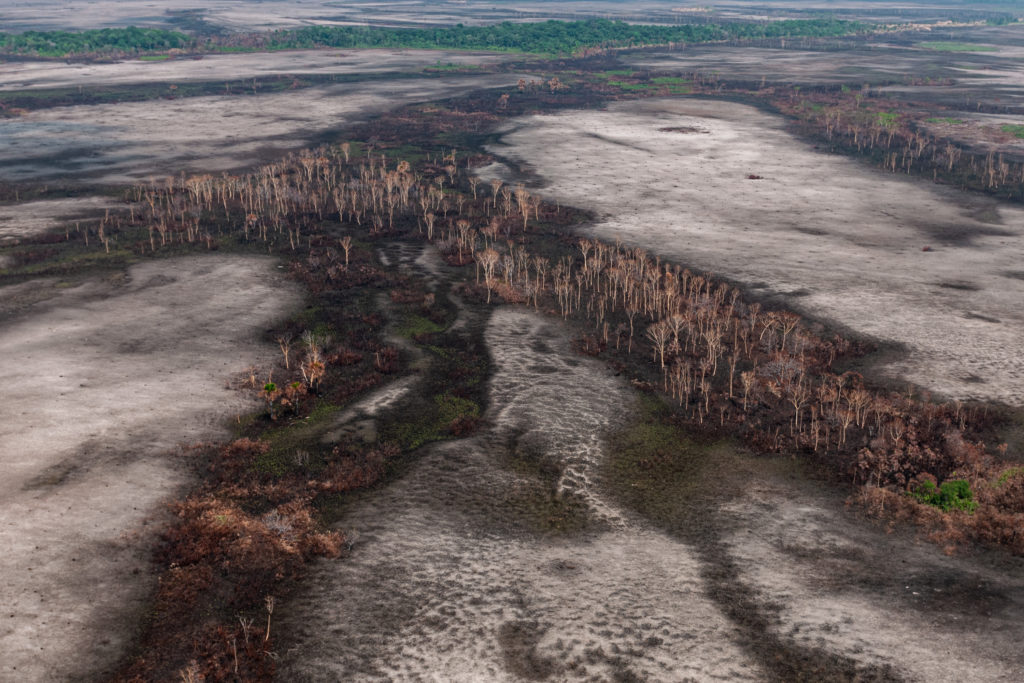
339, 235, 352, 266
277, 334, 293, 370
300, 330, 329, 391
478, 248, 500, 303
514, 184, 531, 231
646, 320, 672, 369
489, 178, 502, 212
264, 595, 275, 643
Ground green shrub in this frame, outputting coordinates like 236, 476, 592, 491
910, 478, 978, 513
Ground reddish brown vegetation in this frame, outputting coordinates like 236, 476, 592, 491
118, 436, 390, 682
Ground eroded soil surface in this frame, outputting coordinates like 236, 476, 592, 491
0, 254, 301, 681
479, 98, 1024, 406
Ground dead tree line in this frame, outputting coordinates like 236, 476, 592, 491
85, 140, 1018, 549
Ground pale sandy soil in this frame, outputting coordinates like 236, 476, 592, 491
628, 47, 940, 85
0, 196, 118, 243
0, 73, 526, 184
278, 307, 762, 681
718, 478, 1024, 682
479, 98, 1024, 406
278, 304, 1024, 681
0, 49, 513, 92
0, 255, 302, 681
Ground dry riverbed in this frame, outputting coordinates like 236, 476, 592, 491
0, 254, 301, 680
277, 305, 1024, 681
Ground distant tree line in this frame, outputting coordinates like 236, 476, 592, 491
0, 18, 867, 59
0, 27, 189, 57
250, 19, 868, 55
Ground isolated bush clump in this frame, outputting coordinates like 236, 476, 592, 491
909, 477, 978, 514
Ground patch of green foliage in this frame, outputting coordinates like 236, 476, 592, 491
258, 19, 867, 56
435, 392, 480, 423
910, 479, 978, 514
918, 41, 999, 52
497, 434, 592, 535
396, 313, 446, 338
0, 27, 190, 57
425, 60, 481, 72
875, 111, 900, 127
1000, 123, 1024, 139
607, 77, 691, 95
927, 117, 967, 125
602, 395, 736, 534
1, 19, 869, 59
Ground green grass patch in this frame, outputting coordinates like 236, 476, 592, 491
425, 60, 482, 72
496, 434, 592, 535
601, 394, 743, 534
255, 400, 340, 476
382, 392, 480, 451
1000, 123, 1024, 139
918, 41, 998, 52
138, 54, 172, 61
926, 116, 967, 125
435, 392, 480, 424
607, 77, 691, 95
593, 69, 636, 79
395, 313, 446, 338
